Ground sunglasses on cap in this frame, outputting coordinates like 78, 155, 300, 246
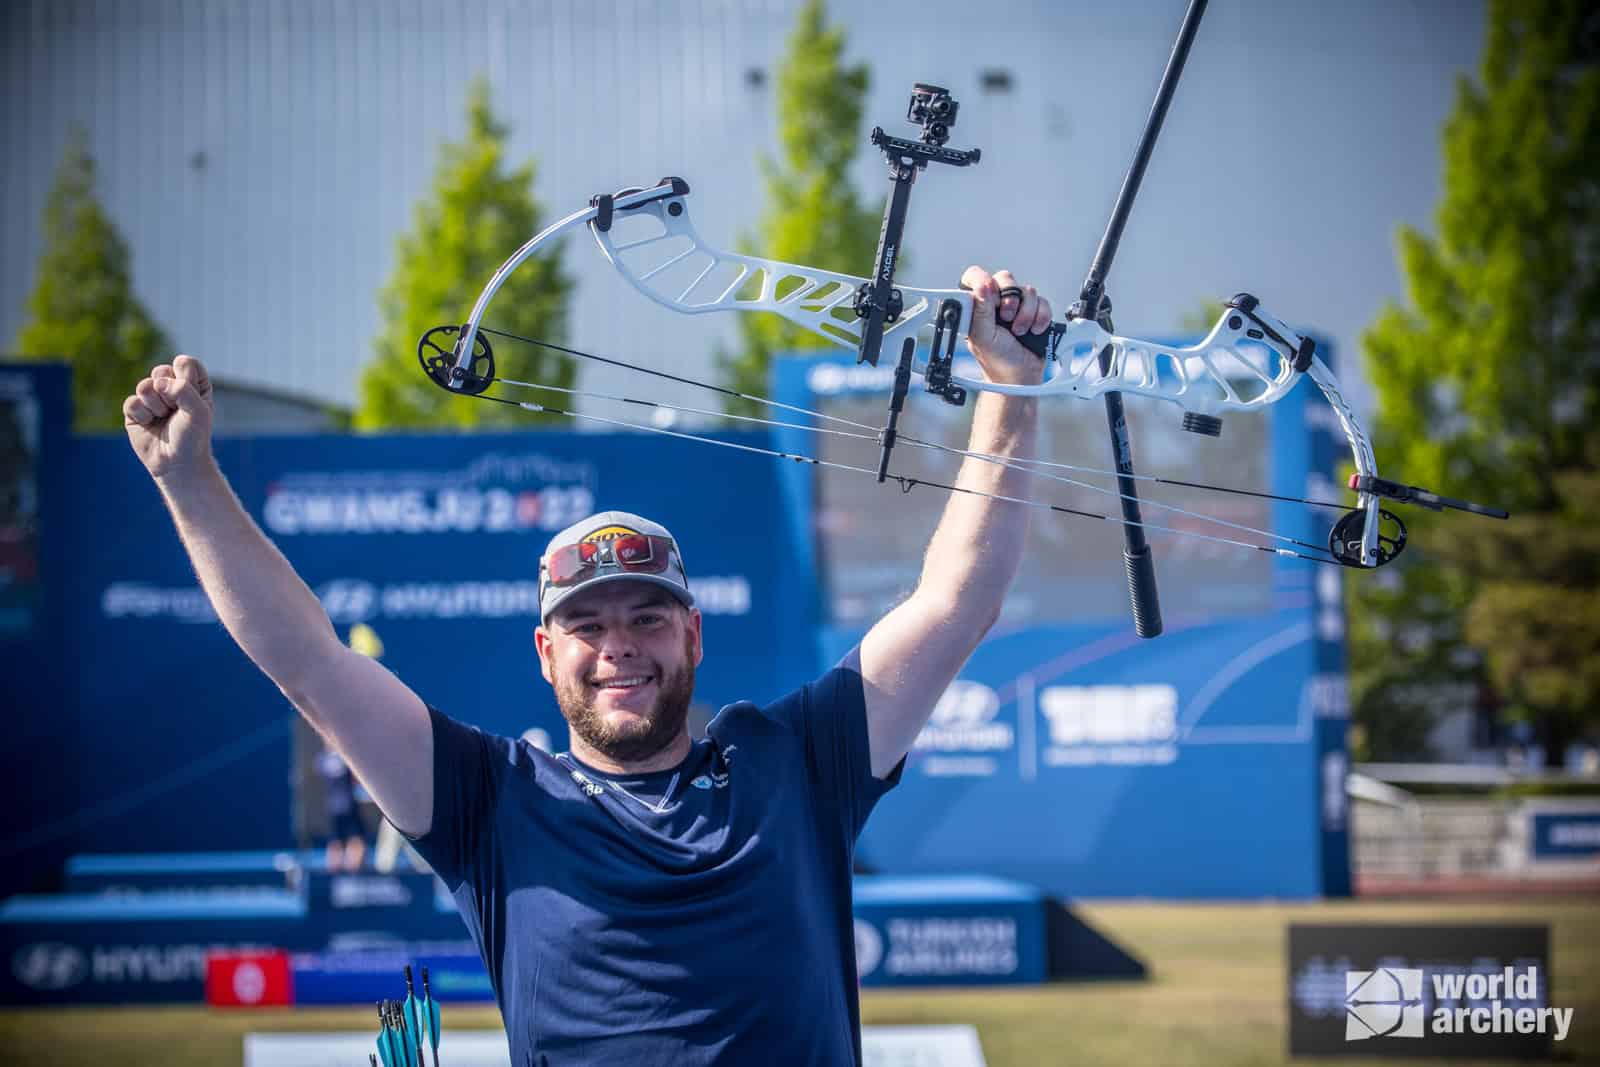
543, 533, 679, 588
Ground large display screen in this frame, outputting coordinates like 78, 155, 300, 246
809, 357, 1276, 627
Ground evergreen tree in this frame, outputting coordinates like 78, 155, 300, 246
715, 0, 881, 416
358, 79, 573, 430
1351, 0, 1598, 759
1446, 470, 1600, 754
11, 126, 172, 432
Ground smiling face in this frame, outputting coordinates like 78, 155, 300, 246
534, 581, 703, 772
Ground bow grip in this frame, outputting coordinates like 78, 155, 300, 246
997, 285, 1052, 360
968, 283, 1053, 360
1013, 325, 1052, 361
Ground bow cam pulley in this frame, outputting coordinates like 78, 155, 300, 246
418, 324, 496, 396
1329, 507, 1406, 568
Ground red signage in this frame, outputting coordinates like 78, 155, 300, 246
205, 950, 292, 1007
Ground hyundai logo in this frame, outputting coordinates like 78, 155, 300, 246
316, 579, 378, 624
12, 942, 89, 991
928, 681, 999, 727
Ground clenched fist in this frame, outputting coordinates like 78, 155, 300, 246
123, 355, 215, 480
960, 266, 1050, 388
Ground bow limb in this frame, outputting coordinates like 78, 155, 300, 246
449, 201, 602, 389
578, 182, 1321, 428
949, 296, 1310, 415
1306, 354, 1383, 566
588, 179, 970, 357
953, 298, 1386, 567
450, 181, 737, 387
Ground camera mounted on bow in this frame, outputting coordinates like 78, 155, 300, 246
907, 84, 959, 147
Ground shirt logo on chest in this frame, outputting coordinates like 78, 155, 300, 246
690, 744, 736, 790
568, 769, 605, 797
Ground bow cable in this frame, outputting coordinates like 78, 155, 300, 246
467, 378, 1343, 566
477, 325, 1351, 513
492, 365, 1346, 547
450, 324, 1353, 565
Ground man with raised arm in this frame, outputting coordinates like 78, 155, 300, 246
123, 268, 1047, 1066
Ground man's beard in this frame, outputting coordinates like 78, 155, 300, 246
553, 632, 696, 764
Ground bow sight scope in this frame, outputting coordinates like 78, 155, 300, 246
907, 84, 958, 146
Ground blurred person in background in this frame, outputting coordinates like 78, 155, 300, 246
120, 268, 1046, 1066
316, 742, 368, 872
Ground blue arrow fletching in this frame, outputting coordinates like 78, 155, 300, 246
421, 966, 441, 1042
375, 1002, 397, 1067
402, 965, 422, 1065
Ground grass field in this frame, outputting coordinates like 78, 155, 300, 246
2, 896, 1595, 1065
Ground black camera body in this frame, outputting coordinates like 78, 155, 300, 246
906, 83, 959, 146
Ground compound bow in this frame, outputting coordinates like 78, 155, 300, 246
418, 0, 1506, 638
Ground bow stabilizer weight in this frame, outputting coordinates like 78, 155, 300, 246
1349, 474, 1509, 519
876, 338, 917, 484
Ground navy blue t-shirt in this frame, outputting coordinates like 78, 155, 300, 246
409, 665, 900, 1066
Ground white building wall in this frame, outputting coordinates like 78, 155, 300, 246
1, 0, 1484, 422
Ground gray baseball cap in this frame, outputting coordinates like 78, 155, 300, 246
537, 510, 694, 622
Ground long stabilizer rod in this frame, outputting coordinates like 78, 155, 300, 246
1074, 0, 1210, 638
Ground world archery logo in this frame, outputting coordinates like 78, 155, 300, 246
1345, 967, 1425, 1040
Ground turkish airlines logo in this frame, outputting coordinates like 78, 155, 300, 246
231, 961, 266, 1004
854, 920, 883, 979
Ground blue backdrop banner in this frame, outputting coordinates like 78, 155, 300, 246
771, 344, 1352, 899
6, 428, 799, 896
11, 348, 1354, 902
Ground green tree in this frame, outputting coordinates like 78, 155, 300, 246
358, 79, 573, 430
1351, 0, 1598, 760
715, 0, 881, 416
11, 126, 172, 432
1446, 471, 1600, 753
1178, 300, 1227, 336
